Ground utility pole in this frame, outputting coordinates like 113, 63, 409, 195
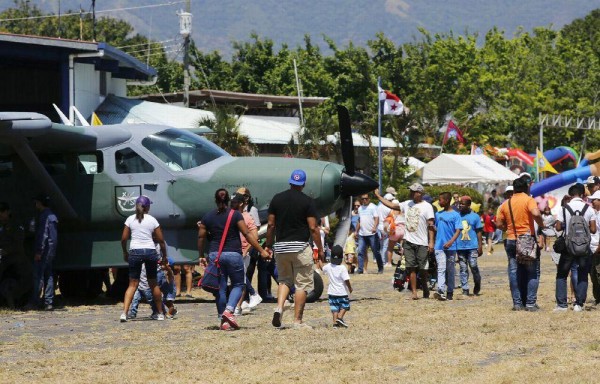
179, 1, 192, 108
91, 0, 96, 42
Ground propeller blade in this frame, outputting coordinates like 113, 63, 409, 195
333, 196, 353, 247
337, 105, 355, 175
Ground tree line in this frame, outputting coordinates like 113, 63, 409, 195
2, 1, 600, 181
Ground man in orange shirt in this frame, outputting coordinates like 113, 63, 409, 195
495, 177, 544, 311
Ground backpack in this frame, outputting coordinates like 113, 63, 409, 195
564, 204, 591, 257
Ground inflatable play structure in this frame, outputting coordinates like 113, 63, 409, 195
530, 149, 600, 197
502, 146, 579, 174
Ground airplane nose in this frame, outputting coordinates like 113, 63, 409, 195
340, 171, 379, 197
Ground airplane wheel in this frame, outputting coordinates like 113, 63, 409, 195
58, 270, 104, 300
306, 271, 323, 303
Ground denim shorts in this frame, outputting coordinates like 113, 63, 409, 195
328, 295, 350, 312
128, 248, 159, 280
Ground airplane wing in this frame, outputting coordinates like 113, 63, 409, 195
0, 112, 132, 153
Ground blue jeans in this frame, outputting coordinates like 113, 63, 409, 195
556, 252, 590, 307
505, 240, 539, 307
128, 248, 159, 280
435, 250, 456, 294
257, 256, 278, 298
31, 256, 54, 306
457, 249, 481, 290
378, 230, 389, 262
357, 234, 383, 273
129, 287, 155, 317
209, 251, 245, 315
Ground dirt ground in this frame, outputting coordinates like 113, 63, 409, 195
1, 247, 600, 383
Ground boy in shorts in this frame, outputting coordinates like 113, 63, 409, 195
318, 245, 353, 328
343, 229, 357, 273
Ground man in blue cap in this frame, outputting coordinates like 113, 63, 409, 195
265, 169, 324, 329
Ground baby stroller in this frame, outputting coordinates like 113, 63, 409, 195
393, 247, 437, 292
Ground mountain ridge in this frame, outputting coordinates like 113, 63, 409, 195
7, 0, 600, 57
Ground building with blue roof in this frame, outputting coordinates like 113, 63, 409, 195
0, 32, 156, 123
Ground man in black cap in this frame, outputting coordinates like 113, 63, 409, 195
26, 194, 58, 311
265, 169, 323, 329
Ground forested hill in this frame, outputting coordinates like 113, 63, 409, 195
18, 0, 600, 56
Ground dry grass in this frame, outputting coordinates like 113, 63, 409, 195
1, 247, 599, 383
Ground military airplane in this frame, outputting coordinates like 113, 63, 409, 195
0, 107, 376, 303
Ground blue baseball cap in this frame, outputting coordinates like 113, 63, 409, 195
136, 195, 153, 207
288, 169, 307, 186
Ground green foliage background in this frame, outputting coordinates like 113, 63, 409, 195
2, 1, 600, 191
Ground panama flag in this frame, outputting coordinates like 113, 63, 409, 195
442, 120, 465, 145
536, 148, 558, 174
378, 86, 404, 115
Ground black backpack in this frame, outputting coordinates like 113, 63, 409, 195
564, 204, 591, 257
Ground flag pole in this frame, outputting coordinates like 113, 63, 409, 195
377, 77, 382, 194
536, 147, 540, 183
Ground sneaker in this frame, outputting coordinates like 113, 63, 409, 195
220, 322, 233, 331
166, 307, 178, 319
446, 293, 453, 301
553, 306, 568, 312
150, 313, 165, 320
241, 301, 251, 310
573, 304, 583, 312
336, 318, 349, 328
120, 313, 128, 322
462, 289, 470, 296
512, 305, 525, 311
234, 307, 242, 316
384, 263, 391, 268
222, 310, 239, 329
127, 313, 136, 320
525, 306, 539, 312
248, 293, 263, 308
272, 308, 283, 328
473, 282, 481, 296
44, 304, 53, 311
433, 291, 447, 301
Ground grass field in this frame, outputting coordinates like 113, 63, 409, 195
1, 248, 599, 383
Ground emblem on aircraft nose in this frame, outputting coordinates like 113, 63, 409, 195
115, 186, 141, 217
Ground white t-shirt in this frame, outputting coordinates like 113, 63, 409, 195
125, 214, 160, 249
323, 263, 350, 296
377, 202, 392, 232
357, 203, 378, 236
401, 200, 435, 246
592, 209, 600, 252
557, 198, 596, 228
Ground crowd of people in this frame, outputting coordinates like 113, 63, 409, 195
10, 166, 600, 330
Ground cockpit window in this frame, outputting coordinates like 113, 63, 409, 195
142, 129, 229, 171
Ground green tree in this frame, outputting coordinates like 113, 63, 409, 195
198, 107, 256, 156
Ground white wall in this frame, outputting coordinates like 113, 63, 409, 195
108, 74, 127, 97
73, 63, 128, 119
73, 63, 100, 118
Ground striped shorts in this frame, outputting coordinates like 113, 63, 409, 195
328, 295, 350, 312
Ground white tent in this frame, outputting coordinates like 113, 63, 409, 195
422, 154, 518, 185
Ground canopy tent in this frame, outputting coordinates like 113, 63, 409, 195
422, 154, 518, 185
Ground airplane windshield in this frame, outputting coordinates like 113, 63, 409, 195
142, 129, 229, 171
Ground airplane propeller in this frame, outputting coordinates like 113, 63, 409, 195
333, 106, 379, 246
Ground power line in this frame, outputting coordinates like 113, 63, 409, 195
116, 37, 178, 50
124, 42, 181, 55
0, 1, 186, 22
